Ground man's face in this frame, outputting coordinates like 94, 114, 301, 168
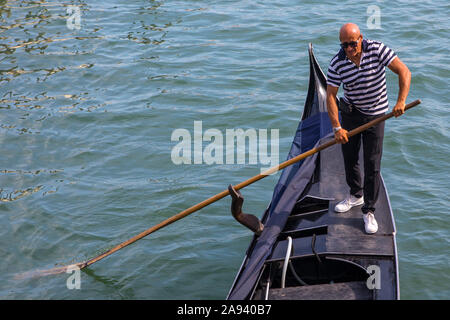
340, 33, 362, 59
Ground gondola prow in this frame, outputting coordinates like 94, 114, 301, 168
228, 185, 264, 236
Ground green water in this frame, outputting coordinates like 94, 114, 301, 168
0, 0, 448, 299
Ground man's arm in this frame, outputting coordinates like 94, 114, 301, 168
388, 57, 411, 117
326, 84, 348, 143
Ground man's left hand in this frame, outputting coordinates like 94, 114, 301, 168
393, 101, 405, 117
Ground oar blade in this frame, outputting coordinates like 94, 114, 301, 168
14, 263, 81, 280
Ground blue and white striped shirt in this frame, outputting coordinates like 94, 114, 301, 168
327, 39, 397, 115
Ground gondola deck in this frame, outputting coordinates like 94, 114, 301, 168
227, 44, 399, 300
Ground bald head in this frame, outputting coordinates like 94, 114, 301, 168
339, 23, 363, 58
340, 23, 361, 41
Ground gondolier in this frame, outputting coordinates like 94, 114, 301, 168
227, 44, 418, 300
326, 23, 411, 234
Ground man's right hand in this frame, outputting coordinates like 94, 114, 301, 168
334, 128, 349, 144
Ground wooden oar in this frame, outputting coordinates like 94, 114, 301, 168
15, 99, 421, 279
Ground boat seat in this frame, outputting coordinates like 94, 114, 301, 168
268, 281, 373, 300
267, 234, 394, 262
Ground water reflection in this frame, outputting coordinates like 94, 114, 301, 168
0, 168, 65, 202
0, 185, 43, 202
0, 62, 94, 83
0, 0, 175, 217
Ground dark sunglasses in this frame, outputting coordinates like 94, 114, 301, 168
340, 39, 359, 49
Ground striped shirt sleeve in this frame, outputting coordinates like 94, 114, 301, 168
378, 42, 397, 67
327, 62, 341, 87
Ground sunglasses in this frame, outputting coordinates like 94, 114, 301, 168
340, 39, 359, 49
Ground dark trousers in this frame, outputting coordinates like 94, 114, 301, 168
341, 109, 385, 214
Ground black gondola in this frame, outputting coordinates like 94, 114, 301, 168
226, 43, 399, 300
